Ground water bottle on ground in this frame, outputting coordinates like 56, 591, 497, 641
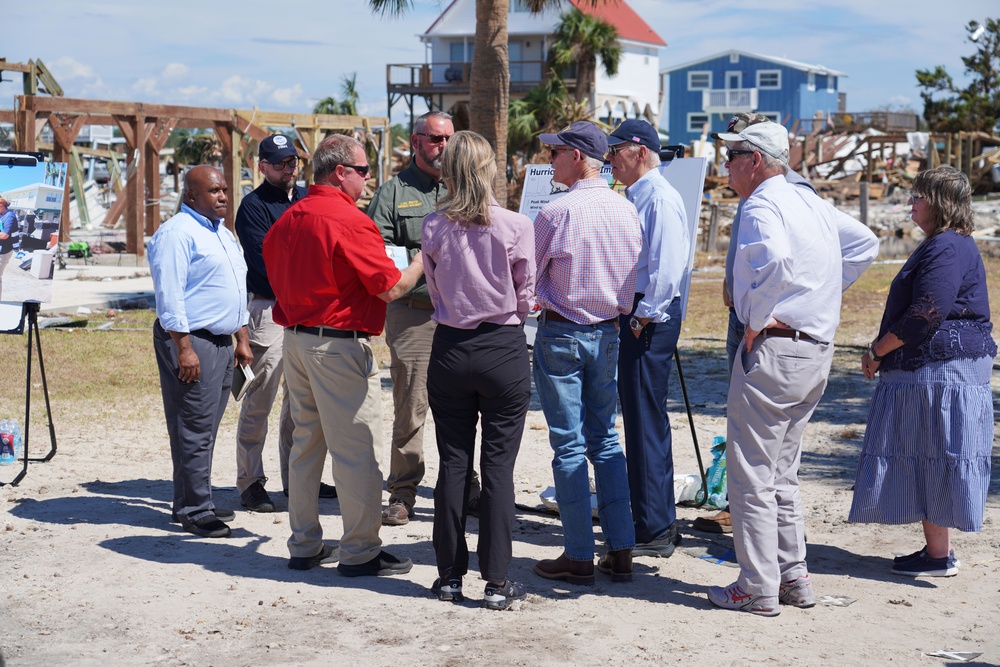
695, 436, 727, 508
0, 419, 15, 466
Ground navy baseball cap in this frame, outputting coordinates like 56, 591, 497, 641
539, 121, 608, 161
258, 134, 298, 162
608, 119, 660, 152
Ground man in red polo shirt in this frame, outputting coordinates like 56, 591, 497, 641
263, 134, 425, 577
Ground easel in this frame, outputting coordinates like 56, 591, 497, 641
1, 302, 57, 486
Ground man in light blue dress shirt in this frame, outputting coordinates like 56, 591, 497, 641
607, 119, 690, 566
149, 166, 252, 539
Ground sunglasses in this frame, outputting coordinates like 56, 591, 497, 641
724, 148, 756, 161
264, 157, 299, 171
607, 143, 639, 158
416, 132, 451, 144
908, 191, 926, 201
549, 147, 576, 158
343, 164, 371, 177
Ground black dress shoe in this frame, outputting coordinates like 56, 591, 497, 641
180, 514, 232, 538
241, 481, 276, 512
288, 544, 339, 570
337, 550, 412, 577
171, 508, 235, 523
282, 483, 338, 499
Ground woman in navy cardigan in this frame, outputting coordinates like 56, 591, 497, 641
850, 166, 996, 577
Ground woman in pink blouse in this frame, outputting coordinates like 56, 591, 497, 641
422, 131, 536, 610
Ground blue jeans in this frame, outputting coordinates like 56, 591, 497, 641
532, 318, 635, 560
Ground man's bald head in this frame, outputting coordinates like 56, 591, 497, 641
184, 166, 229, 221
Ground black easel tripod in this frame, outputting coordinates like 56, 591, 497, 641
1, 302, 57, 486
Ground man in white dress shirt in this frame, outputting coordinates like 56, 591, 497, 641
707, 121, 878, 616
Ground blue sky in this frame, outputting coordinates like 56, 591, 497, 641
2, 0, 994, 128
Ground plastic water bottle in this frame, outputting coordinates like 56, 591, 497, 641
12, 419, 22, 460
0, 419, 15, 466
695, 436, 728, 508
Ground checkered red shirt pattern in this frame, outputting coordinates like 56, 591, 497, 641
534, 178, 642, 324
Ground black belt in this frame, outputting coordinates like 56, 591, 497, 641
542, 310, 617, 327
287, 325, 370, 340
762, 327, 816, 342
400, 298, 434, 310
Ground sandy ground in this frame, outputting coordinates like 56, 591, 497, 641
1, 343, 998, 667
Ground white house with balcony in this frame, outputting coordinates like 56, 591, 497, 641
660, 50, 847, 145
386, 0, 666, 127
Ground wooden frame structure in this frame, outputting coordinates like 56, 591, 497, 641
2, 95, 390, 256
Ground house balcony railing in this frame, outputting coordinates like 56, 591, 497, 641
387, 60, 568, 97
702, 88, 759, 114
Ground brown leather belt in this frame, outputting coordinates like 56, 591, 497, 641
402, 298, 434, 310
542, 310, 617, 326
762, 327, 815, 342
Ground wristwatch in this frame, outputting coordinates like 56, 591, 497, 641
629, 316, 645, 332
867, 342, 884, 362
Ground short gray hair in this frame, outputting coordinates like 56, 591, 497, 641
583, 155, 604, 171
314, 135, 364, 183
733, 140, 787, 175
414, 111, 453, 134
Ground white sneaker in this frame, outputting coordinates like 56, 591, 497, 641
779, 574, 816, 608
708, 582, 779, 617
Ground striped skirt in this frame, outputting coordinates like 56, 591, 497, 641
848, 356, 994, 532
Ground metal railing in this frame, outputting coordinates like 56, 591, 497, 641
702, 88, 758, 114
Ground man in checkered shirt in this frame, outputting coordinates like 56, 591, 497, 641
531, 121, 643, 586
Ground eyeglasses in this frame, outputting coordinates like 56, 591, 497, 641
263, 157, 299, 172
908, 191, 926, 201
724, 148, 756, 161
607, 143, 639, 158
342, 164, 371, 177
549, 147, 575, 158
415, 132, 451, 144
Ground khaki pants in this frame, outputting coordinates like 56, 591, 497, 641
235, 296, 294, 493
384, 300, 436, 507
283, 329, 385, 565
727, 335, 833, 596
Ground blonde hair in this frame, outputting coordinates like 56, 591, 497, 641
438, 131, 496, 226
911, 165, 974, 236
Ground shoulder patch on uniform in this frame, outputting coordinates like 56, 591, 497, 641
397, 200, 423, 210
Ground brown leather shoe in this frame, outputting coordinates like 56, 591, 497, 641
381, 500, 413, 526
692, 509, 732, 534
596, 549, 633, 582
533, 552, 595, 585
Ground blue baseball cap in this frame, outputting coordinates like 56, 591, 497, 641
608, 119, 660, 152
539, 121, 608, 161
258, 134, 298, 162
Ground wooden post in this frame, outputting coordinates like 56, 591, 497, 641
944, 133, 952, 166
144, 117, 178, 235
213, 121, 236, 232
114, 113, 147, 256
706, 201, 719, 253
859, 181, 869, 226
966, 133, 975, 180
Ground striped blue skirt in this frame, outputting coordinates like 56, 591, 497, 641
848, 356, 994, 532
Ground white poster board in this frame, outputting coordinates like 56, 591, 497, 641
518, 157, 708, 319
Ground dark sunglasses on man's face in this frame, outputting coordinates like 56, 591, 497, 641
343, 164, 371, 177
724, 148, 756, 161
416, 132, 450, 144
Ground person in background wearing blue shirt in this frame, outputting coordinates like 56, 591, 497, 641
605, 119, 689, 572
234, 135, 336, 513
851, 166, 996, 578
0, 197, 18, 301
149, 166, 252, 539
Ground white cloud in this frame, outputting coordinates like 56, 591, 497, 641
162, 63, 189, 80
175, 85, 208, 99
271, 84, 304, 108
50, 56, 96, 80
132, 77, 159, 96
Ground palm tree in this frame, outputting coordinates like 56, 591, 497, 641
312, 73, 361, 115
548, 8, 622, 108
368, 0, 604, 206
